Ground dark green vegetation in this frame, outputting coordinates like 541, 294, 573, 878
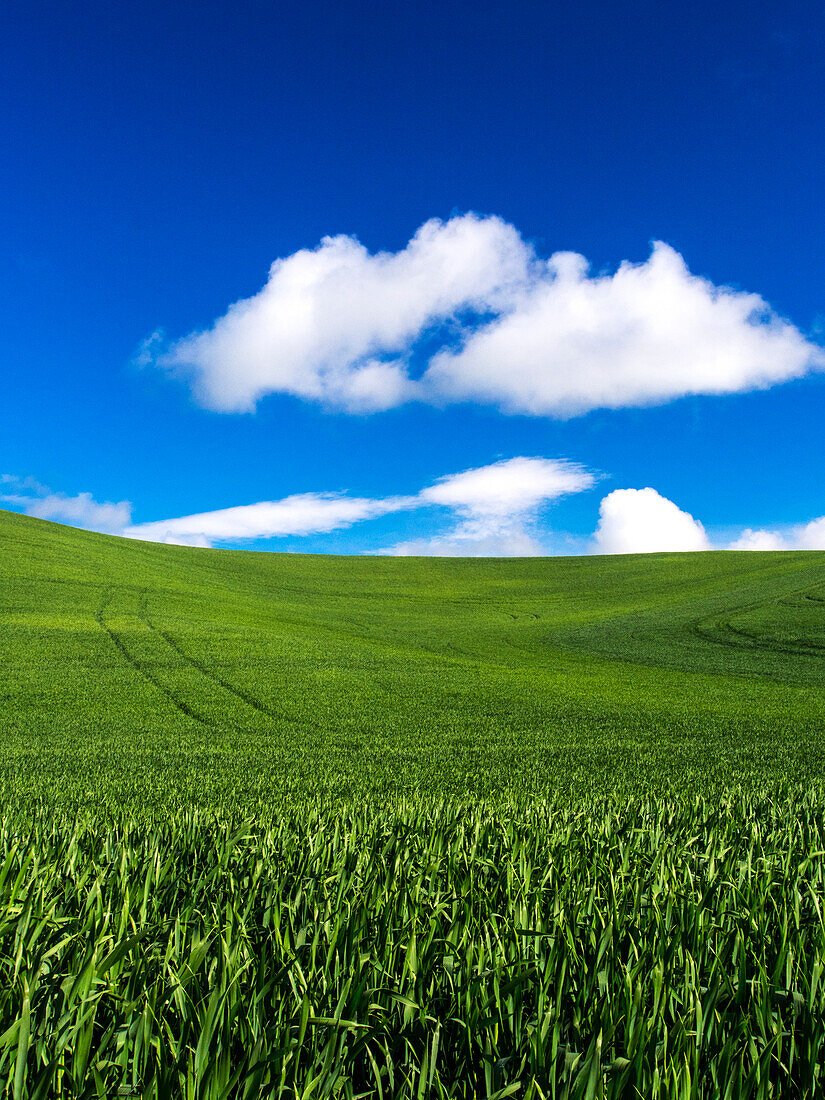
1, 508, 825, 1097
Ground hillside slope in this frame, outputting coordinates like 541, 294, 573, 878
1, 507, 824, 813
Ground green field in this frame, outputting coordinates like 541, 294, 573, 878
2, 507, 825, 1097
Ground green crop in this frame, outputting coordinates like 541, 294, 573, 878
2, 508, 825, 1096
4, 796, 825, 1098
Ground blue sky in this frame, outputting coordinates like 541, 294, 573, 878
3, 0, 825, 554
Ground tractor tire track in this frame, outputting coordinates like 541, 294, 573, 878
691, 579, 825, 661
94, 586, 216, 729
137, 589, 325, 736
137, 590, 281, 723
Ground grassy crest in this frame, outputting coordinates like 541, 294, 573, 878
1, 508, 825, 1096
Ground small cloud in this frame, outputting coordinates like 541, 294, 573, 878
594, 487, 710, 554
728, 527, 787, 551
794, 516, 825, 550
727, 515, 825, 551
420, 455, 594, 515
133, 329, 165, 368
594, 491, 825, 555
27, 492, 132, 533
1, 473, 50, 494
1, 475, 132, 534
382, 456, 595, 556
382, 528, 545, 557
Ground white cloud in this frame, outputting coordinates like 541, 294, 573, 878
157, 214, 532, 413
728, 527, 787, 551
123, 456, 595, 553
123, 493, 415, 547
28, 493, 133, 533
1, 476, 132, 533
728, 516, 825, 551
594, 487, 711, 554
796, 517, 825, 549
593, 489, 825, 555
8, 468, 823, 559
426, 243, 821, 415
148, 218, 824, 418
420, 455, 593, 514
384, 529, 546, 557
382, 456, 594, 556
0, 473, 49, 495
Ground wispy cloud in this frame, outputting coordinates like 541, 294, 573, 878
1, 475, 132, 533
383, 457, 595, 556
727, 527, 788, 551
144, 215, 824, 418
125, 457, 595, 553
728, 517, 825, 551
122, 493, 416, 547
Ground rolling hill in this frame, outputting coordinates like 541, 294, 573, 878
2, 505, 824, 815
4, 507, 825, 1096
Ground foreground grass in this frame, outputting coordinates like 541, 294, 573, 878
2, 509, 825, 1095
4, 792, 825, 1098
